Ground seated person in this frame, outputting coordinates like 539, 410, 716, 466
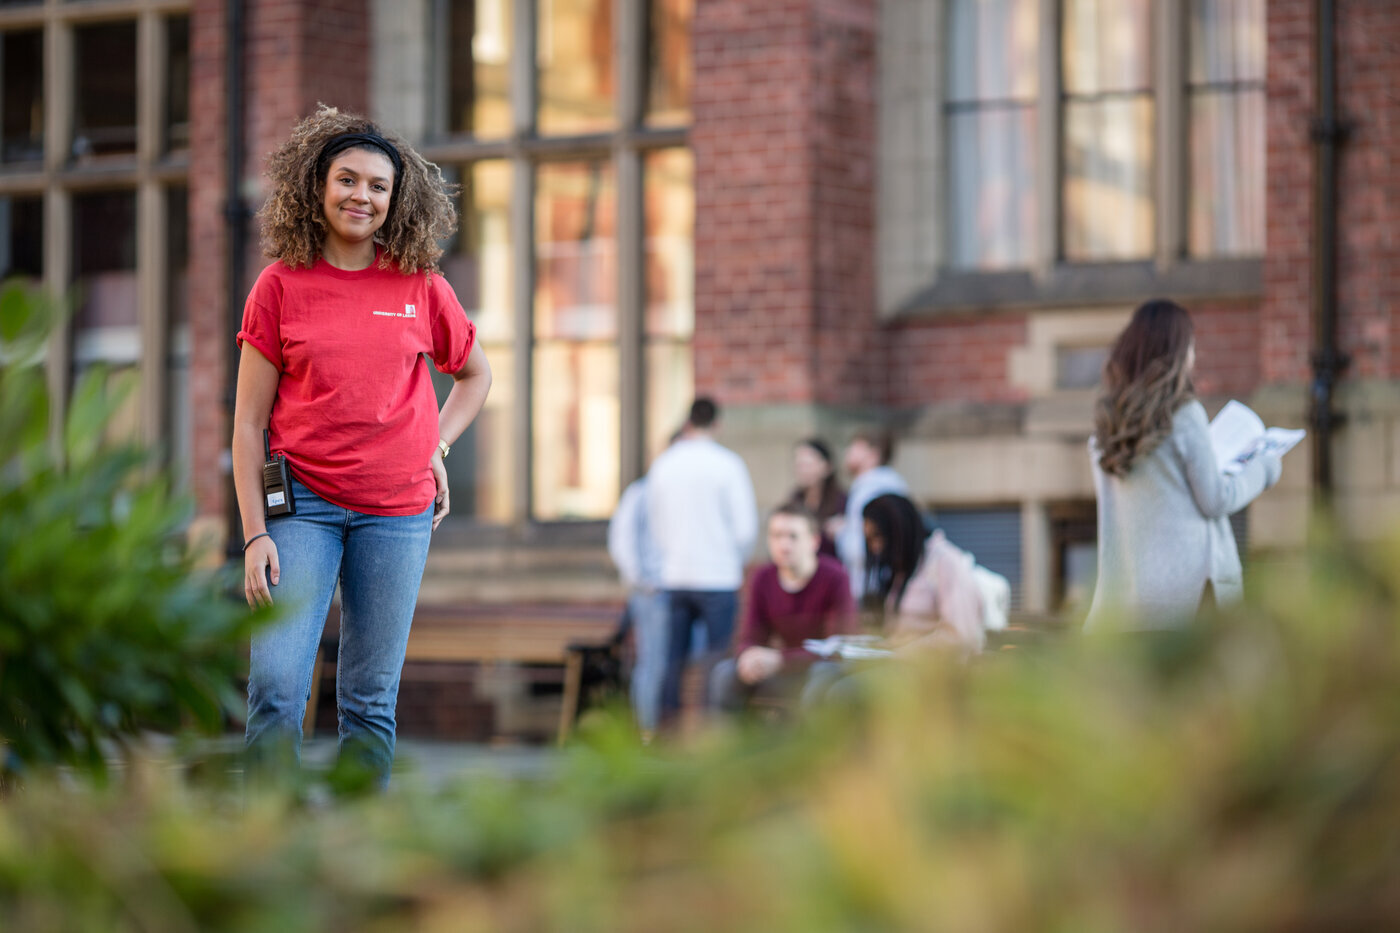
862, 494, 1001, 657
710, 503, 857, 713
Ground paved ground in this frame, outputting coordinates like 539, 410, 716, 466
303, 736, 560, 791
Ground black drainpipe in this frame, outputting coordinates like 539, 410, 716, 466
1309, 0, 1350, 500
224, 0, 249, 558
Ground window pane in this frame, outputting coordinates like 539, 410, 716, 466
946, 0, 1038, 103
72, 191, 140, 441
948, 107, 1038, 269
1189, 89, 1264, 257
538, 0, 615, 135
2, 30, 43, 163
645, 341, 690, 463
946, 0, 1038, 270
0, 195, 43, 279
435, 161, 514, 523
1189, 0, 1265, 84
644, 148, 692, 338
166, 17, 191, 153
1062, 0, 1152, 94
166, 188, 192, 490
1188, 0, 1265, 258
532, 342, 618, 520
1063, 97, 1154, 261
73, 22, 138, 159
448, 0, 512, 137
1055, 345, 1108, 390
533, 160, 618, 520
646, 0, 692, 126
644, 148, 693, 463
535, 161, 617, 340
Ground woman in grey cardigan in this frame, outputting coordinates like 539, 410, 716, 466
1085, 300, 1281, 631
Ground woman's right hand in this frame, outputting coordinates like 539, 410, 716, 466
244, 536, 281, 608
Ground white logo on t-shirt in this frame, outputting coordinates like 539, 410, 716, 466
372, 304, 418, 319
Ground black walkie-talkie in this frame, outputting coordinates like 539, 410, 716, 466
262, 430, 296, 518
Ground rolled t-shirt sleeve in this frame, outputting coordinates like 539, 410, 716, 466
236, 279, 284, 371
428, 274, 477, 375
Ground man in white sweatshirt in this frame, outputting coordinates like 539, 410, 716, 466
646, 398, 758, 725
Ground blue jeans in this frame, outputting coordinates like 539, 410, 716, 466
661, 589, 737, 720
246, 477, 433, 789
627, 589, 669, 734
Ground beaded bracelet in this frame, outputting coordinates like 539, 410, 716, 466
242, 532, 271, 552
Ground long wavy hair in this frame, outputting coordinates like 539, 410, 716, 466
1094, 299, 1197, 476
258, 105, 457, 274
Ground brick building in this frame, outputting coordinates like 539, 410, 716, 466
2, 0, 1396, 624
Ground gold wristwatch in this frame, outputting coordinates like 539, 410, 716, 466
437, 439, 451, 460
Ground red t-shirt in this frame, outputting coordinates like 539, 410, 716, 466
237, 258, 476, 516
737, 556, 858, 665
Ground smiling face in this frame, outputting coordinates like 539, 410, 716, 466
320, 147, 395, 260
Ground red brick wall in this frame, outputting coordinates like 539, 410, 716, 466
190, 0, 369, 527
887, 315, 1029, 407
1260, 0, 1314, 387
1334, 1, 1400, 382
693, 0, 882, 407
809, 1, 883, 407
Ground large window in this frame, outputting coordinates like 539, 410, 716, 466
415, 0, 692, 525
0, 4, 191, 483
883, 0, 1265, 310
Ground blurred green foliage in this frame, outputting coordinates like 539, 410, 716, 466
1, 523, 1399, 929
2, 272, 1398, 927
0, 280, 266, 781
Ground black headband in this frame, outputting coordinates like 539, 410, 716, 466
317, 131, 404, 181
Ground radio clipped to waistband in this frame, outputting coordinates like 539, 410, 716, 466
262, 429, 296, 518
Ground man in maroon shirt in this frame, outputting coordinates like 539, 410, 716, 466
710, 502, 858, 714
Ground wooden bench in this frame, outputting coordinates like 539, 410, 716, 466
305, 602, 624, 743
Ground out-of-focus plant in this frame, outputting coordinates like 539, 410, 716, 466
0, 280, 266, 781
1, 475, 1399, 928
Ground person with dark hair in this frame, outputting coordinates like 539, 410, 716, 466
710, 504, 856, 714
835, 429, 909, 598
233, 106, 492, 787
1086, 299, 1282, 631
786, 438, 847, 558
862, 493, 997, 655
647, 398, 758, 724
688, 397, 718, 429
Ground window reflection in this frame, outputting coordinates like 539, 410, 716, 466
0, 195, 43, 280
449, 0, 512, 138
538, 0, 615, 135
945, 0, 1039, 269
1061, 0, 1154, 261
533, 161, 618, 519
436, 161, 515, 523
2, 30, 43, 163
166, 17, 191, 154
167, 188, 192, 489
73, 22, 138, 160
1188, 0, 1265, 257
644, 148, 693, 461
72, 190, 141, 442
646, 0, 692, 127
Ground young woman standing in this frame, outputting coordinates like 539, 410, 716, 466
1085, 299, 1279, 631
232, 107, 491, 786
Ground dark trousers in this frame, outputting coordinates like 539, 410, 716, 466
660, 589, 738, 719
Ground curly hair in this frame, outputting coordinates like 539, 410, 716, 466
1094, 299, 1197, 477
258, 105, 457, 274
